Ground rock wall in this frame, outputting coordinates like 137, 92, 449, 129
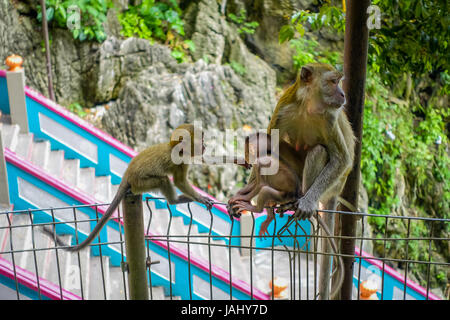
1, 0, 277, 199
98, 35, 276, 198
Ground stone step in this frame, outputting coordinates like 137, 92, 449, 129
78, 167, 95, 195
47, 149, 65, 179
94, 175, 111, 204
31, 140, 50, 170
62, 158, 80, 186
0, 123, 20, 151
87, 255, 111, 300
15, 132, 34, 160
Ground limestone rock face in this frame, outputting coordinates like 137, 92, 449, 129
225, 0, 316, 84
100, 43, 276, 199
1, 0, 277, 199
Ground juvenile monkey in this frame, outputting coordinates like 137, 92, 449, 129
45, 124, 213, 252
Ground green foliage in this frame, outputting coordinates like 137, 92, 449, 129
67, 102, 87, 117
279, 1, 449, 292
118, 0, 194, 63
362, 74, 450, 221
228, 61, 246, 76
289, 37, 342, 70
279, 4, 345, 44
278, 5, 344, 69
227, 9, 259, 35
37, 0, 109, 42
281, 0, 449, 86
369, 0, 449, 84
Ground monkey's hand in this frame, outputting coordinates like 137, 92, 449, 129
227, 203, 242, 219
294, 197, 318, 220
227, 205, 239, 218
198, 196, 214, 210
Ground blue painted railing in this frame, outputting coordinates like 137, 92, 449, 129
3, 147, 268, 300
25, 85, 244, 248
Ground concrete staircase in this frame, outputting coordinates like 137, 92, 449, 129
0, 122, 266, 299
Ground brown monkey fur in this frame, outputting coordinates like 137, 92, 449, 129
45, 123, 213, 252
230, 132, 344, 300
228, 132, 305, 237
229, 63, 355, 219
228, 63, 354, 299
267, 63, 355, 219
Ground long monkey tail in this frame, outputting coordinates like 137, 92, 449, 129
43, 180, 130, 252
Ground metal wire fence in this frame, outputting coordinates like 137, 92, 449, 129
0, 198, 448, 300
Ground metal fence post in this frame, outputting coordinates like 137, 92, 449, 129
122, 193, 149, 300
339, 0, 370, 300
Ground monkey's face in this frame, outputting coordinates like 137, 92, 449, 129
320, 71, 345, 108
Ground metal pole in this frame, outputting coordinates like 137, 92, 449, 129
339, 0, 370, 300
318, 198, 337, 300
122, 193, 149, 300
39, 0, 56, 101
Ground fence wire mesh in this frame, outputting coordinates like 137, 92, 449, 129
0, 198, 448, 300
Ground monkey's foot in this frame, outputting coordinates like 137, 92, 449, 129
199, 196, 214, 210
294, 197, 317, 220
258, 219, 274, 240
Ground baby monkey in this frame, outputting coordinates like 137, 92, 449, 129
229, 132, 344, 299
45, 123, 213, 251
229, 132, 306, 238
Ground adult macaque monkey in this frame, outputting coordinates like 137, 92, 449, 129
268, 63, 355, 219
229, 63, 355, 217
228, 63, 354, 299
45, 124, 213, 252
269, 63, 355, 300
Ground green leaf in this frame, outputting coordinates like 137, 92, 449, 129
279, 25, 295, 44
149, 6, 164, 20
86, 6, 98, 18
46, 7, 54, 22
171, 49, 184, 62
165, 9, 179, 23
57, 6, 66, 21
72, 28, 80, 39
79, 30, 87, 41
184, 39, 196, 52
141, 0, 155, 15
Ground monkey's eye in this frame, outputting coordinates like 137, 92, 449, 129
330, 78, 339, 85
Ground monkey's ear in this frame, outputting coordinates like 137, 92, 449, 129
300, 65, 313, 83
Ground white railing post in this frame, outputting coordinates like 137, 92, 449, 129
0, 133, 10, 206
5, 55, 29, 133
239, 213, 255, 256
